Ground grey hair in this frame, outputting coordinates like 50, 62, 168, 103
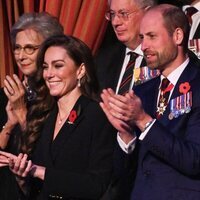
107, 0, 157, 8
10, 12, 64, 46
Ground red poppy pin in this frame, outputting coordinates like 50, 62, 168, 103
67, 105, 81, 124
179, 82, 191, 94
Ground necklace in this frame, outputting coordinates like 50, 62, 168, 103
57, 111, 68, 125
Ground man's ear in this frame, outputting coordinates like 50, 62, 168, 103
173, 27, 184, 45
77, 63, 86, 79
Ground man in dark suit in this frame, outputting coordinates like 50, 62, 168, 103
95, 0, 157, 92
100, 4, 200, 199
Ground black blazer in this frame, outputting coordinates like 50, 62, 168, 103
95, 42, 146, 92
30, 95, 116, 200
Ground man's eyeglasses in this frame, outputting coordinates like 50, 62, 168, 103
105, 10, 139, 21
13, 44, 40, 55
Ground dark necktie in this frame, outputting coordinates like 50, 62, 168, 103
118, 52, 138, 95
156, 78, 173, 118
185, 6, 198, 25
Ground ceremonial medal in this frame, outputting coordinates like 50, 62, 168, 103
157, 96, 167, 115
169, 91, 192, 119
134, 66, 160, 86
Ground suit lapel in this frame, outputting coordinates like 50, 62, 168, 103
135, 76, 160, 119
51, 95, 90, 162
158, 60, 198, 126
107, 45, 126, 90
41, 105, 57, 167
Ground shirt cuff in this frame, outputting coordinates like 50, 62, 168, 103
117, 133, 137, 154
139, 119, 156, 140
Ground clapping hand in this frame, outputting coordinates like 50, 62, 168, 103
0, 151, 32, 178
100, 88, 133, 134
4, 74, 27, 129
0, 150, 17, 167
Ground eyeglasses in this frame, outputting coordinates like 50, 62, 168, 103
13, 44, 40, 55
105, 10, 139, 21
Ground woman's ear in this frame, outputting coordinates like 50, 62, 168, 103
173, 27, 184, 45
77, 63, 86, 79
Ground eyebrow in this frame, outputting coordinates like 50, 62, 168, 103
140, 31, 155, 36
43, 60, 65, 65
109, 8, 129, 12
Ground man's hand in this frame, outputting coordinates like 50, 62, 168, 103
100, 88, 153, 133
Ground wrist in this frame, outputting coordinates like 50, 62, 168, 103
31, 165, 45, 180
2, 122, 15, 136
135, 114, 153, 132
143, 119, 154, 131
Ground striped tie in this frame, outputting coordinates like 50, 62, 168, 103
118, 52, 138, 95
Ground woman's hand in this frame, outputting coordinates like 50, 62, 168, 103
4, 74, 27, 129
8, 153, 32, 178
0, 150, 17, 167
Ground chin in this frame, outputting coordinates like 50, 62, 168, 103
21, 69, 36, 77
49, 93, 58, 97
146, 62, 157, 69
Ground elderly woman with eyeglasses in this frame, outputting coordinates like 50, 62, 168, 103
0, 12, 63, 150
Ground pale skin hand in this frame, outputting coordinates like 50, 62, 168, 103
100, 88, 134, 144
100, 88, 153, 143
0, 151, 45, 194
0, 151, 45, 180
3, 74, 27, 129
0, 150, 17, 167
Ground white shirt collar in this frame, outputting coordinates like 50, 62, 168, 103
192, 2, 200, 10
160, 58, 190, 87
183, 4, 200, 11
126, 44, 143, 56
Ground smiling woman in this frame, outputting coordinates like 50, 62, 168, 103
0, 35, 116, 200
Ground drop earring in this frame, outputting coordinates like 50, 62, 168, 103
78, 79, 81, 87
